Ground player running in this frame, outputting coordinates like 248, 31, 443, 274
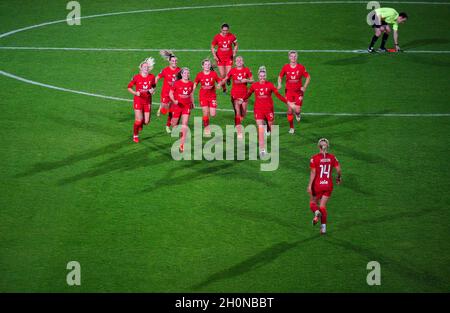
277, 50, 310, 134
127, 57, 156, 143
240, 66, 287, 157
169, 68, 195, 153
368, 8, 408, 53
193, 59, 222, 136
211, 23, 238, 93
221, 56, 253, 138
307, 138, 342, 235
156, 50, 181, 133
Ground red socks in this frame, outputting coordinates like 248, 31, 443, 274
310, 201, 318, 214
166, 112, 172, 127
203, 116, 210, 127
319, 207, 327, 224
235, 115, 241, 126
133, 120, 143, 136
287, 113, 294, 128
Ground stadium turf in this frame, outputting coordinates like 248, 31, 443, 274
0, 0, 449, 292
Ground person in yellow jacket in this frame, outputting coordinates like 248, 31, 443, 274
368, 8, 408, 53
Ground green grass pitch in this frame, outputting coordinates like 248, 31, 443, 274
0, 0, 449, 292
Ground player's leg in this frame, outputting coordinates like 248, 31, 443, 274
287, 97, 295, 134
210, 100, 217, 117
368, 25, 382, 52
319, 195, 330, 234
233, 99, 243, 138
179, 113, 190, 152
310, 192, 321, 226
256, 118, 266, 156
202, 105, 211, 136
143, 103, 151, 126
380, 25, 391, 51
133, 109, 143, 142
241, 99, 248, 119
218, 65, 227, 92
295, 93, 303, 122
225, 65, 232, 88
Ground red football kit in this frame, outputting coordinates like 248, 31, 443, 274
243, 81, 287, 122
226, 67, 252, 100
278, 63, 309, 106
310, 153, 340, 198
211, 33, 237, 66
157, 66, 181, 104
170, 80, 194, 118
194, 70, 221, 108
128, 73, 156, 112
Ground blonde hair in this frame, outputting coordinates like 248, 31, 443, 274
139, 57, 155, 71
258, 66, 266, 74
159, 49, 176, 61
318, 138, 329, 157
288, 50, 298, 57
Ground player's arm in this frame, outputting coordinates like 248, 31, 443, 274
169, 88, 177, 105
211, 41, 219, 62
233, 40, 238, 58
240, 85, 254, 103
393, 29, 400, 51
335, 164, 342, 184
190, 91, 195, 108
272, 85, 288, 104
307, 168, 316, 194
127, 79, 140, 96
302, 74, 311, 93
277, 69, 284, 90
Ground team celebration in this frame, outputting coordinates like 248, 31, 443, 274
1, 0, 449, 299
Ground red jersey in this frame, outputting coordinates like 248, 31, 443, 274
194, 70, 221, 99
211, 33, 237, 58
157, 66, 181, 96
226, 67, 252, 98
244, 81, 286, 111
128, 73, 156, 101
279, 63, 309, 92
310, 153, 340, 191
171, 80, 194, 106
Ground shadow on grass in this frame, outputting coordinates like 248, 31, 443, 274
15, 139, 131, 178
324, 236, 448, 291
402, 38, 450, 49
192, 235, 319, 290
323, 54, 372, 66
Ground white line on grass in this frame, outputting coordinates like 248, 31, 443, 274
1, 46, 450, 54
0, 1, 449, 40
1, 70, 449, 117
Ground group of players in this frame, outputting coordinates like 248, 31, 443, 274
127, 23, 340, 235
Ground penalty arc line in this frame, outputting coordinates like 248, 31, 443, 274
1, 70, 449, 117
1, 1, 450, 39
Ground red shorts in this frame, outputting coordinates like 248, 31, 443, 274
254, 110, 274, 122
217, 55, 233, 67
133, 98, 151, 113
285, 90, 304, 106
200, 98, 217, 108
172, 104, 191, 118
312, 187, 332, 199
160, 94, 172, 105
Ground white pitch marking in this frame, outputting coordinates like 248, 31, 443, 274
1, 70, 449, 117
1, 46, 450, 54
1, 1, 449, 39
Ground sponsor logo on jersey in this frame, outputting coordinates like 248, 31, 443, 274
320, 180, 329, 185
